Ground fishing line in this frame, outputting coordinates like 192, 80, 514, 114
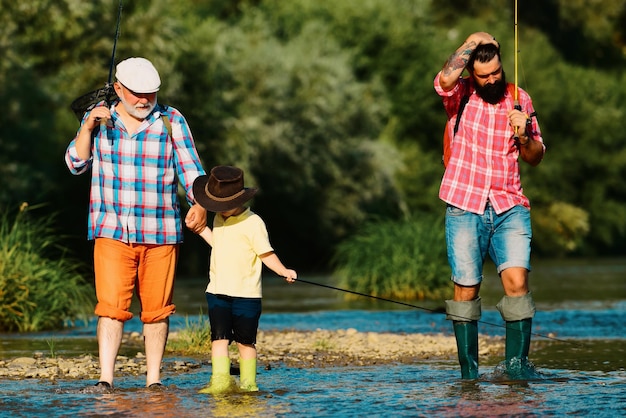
293, 277, 582, 346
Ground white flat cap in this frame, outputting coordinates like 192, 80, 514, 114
115, 57, 161, 93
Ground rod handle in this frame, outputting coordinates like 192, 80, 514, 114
513, 100, 522, 140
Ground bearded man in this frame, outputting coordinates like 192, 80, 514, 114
434, 32, 546, 379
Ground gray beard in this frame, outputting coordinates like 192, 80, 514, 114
119, 95, 156, 119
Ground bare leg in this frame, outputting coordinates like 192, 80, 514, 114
237, 343, 257, 360
211, 339, 230, 357
453, 283, 480, 301
500, 267, 529, 296
144, 319, 169, 386
97, 317, 124, 386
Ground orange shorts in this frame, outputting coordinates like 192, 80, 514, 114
93, 238, 179, 323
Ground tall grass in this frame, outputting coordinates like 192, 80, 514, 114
0, 203, 94, 332
332, 214, 452, 301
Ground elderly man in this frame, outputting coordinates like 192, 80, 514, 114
65, 57, 206, 390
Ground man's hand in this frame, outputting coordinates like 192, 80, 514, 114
469, 31, 499, 48
185, 203, 207, 234
508, 109, 544, 166
508, 108, 529, 137
83, 105, 111, 132
74, 105, 111, 160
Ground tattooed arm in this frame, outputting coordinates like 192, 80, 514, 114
439, 32, 499, 91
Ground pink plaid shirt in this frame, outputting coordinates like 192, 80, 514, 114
434, 73, 544, 215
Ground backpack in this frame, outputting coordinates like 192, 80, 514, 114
442, 82, 517, 167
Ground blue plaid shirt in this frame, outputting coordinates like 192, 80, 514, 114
65, 102, 205, 244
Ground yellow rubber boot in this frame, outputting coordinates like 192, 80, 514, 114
198, 356, 234, 394
239, 357, 259, 392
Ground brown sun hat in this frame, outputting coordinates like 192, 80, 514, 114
193, 165, 258, 212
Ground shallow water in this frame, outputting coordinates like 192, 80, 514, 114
1, 257, 625, 416
0, 362, 623, 417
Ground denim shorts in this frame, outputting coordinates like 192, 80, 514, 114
206, 293, 262, 345
445, 204, 532, 286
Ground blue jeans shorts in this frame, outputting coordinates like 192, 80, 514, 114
206, 293, 262, 345
445, 204, 532, 286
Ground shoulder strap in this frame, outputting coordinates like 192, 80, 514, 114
451, 77, 472, 136
161, 114, 172, 139
453, 94, 470, 136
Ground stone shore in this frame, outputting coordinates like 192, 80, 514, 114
0, 329, 505, 380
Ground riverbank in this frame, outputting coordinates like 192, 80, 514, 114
0, 329, 504, 380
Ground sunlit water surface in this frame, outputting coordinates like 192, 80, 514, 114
0, 363, 623, 417
1, 258, 624, 416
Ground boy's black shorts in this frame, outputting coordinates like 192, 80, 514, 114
206, 292, 262, 345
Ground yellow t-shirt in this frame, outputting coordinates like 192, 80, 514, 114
205, 208, 273, 298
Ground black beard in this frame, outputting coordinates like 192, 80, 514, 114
475, 72, 507, 104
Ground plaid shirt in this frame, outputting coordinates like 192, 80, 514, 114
434, 73, 544, 215
65, 102, 205, 244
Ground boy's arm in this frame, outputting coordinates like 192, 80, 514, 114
198, 226, 213, 246
260, 252, 297, 283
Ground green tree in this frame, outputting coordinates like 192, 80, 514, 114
1, 0, 625, 274
175, 12, 404, 265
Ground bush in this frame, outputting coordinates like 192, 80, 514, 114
332, 213, 452, 301
532, 201, 590, 256
0, 203, 94, 332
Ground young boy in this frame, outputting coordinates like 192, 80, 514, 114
193, 165, 297, 393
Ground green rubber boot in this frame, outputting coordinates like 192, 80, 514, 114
452, 320, 479, 379
239, 357, 259, 392
505, 318, 532, 364
198, 356, 234, 394
445, 298, 482, 379
496, 293, 536, 378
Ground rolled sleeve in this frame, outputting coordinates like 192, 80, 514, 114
65, 141, 92, 174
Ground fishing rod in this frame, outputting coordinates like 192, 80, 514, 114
293, 277, 582, 346
512, 0, 539, 142
512, 0, 521, 140
103, 0, 124, 105
70, 0, 124, 121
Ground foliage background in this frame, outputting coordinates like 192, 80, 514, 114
1, 0, 625, 278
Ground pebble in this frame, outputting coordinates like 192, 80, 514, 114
0, 330, 504, 380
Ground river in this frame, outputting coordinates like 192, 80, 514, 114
0, 257, 624, 416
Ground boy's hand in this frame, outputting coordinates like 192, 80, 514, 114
283, 269, 297, 283
185, 203, 207, 233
